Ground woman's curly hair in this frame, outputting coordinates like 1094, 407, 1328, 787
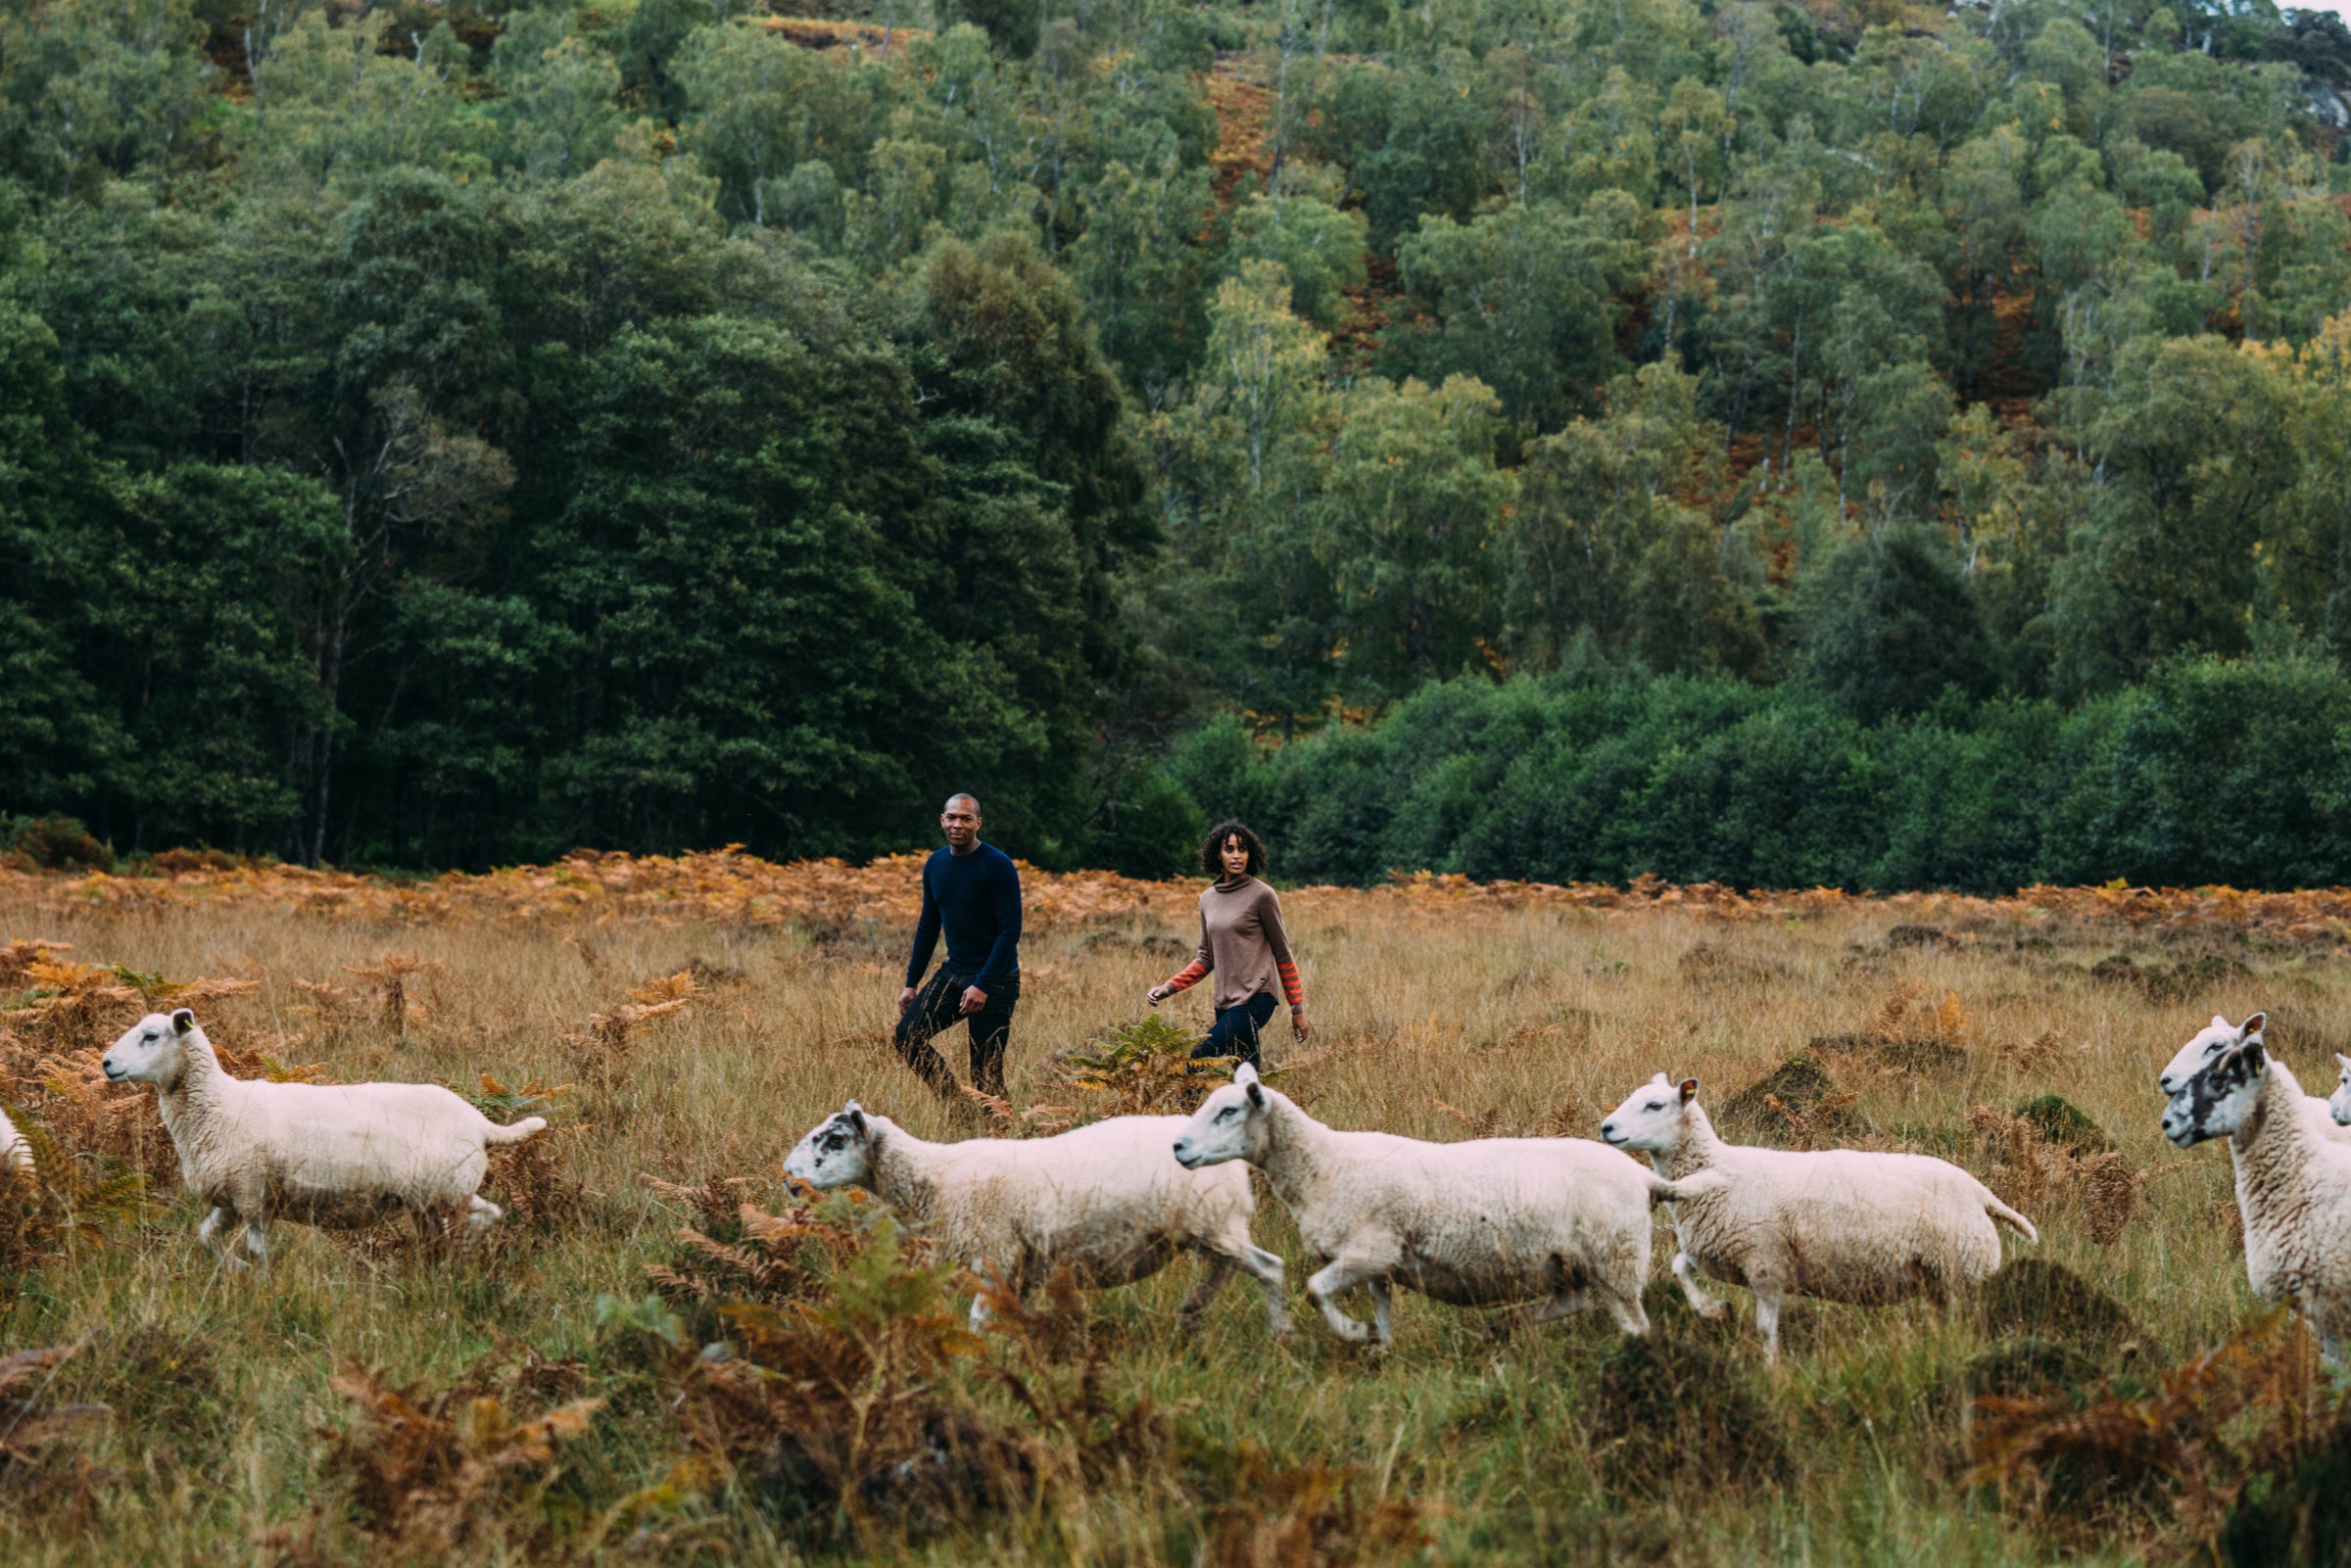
1199, 820, 1267, 879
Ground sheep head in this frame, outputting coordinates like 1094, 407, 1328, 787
783, 1102, 874, 1190
1173, 1062, 1268, 1170
1600, 1072, 1701, 1156
103, 1009, 206, 1088
2331, 1053, 2351, 1128
2158, 1013, 2269, 1149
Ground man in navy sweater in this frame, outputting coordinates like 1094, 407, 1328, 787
894, 792, 1023, 1102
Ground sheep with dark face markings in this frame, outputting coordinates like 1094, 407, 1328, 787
782, 1102, 1287, 1334
2160, 1013, 2351, 1356
1169, 1064, 1705, 1353
1601, 1072, 2037, 1366
102, 1009, 546, 1268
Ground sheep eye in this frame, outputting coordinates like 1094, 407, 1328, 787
1216, 1107, 1235, 1121
1645, 1101, 1662, 1111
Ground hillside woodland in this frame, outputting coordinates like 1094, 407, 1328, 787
5, 0, 2351, 882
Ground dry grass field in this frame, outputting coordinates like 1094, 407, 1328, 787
1, 854, 2347, 1565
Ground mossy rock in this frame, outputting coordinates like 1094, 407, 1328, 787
2144, 954, 2255, 1005
1977, 1259, 2140, 1356
1677, 943, 1787, 985
1963, 1336, 2107, 1402
1588, 1327, 1788, 1499
2087, 954, 2143, 986
1875, 1036, 1968, 1072
1808, 1032, 1968, 1075
2015, 1095, 2112, 1154
2086, 952, 2256, 1005
1718, 1056, 1863, 1143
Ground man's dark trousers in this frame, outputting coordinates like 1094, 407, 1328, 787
895, 967, 1020, 1100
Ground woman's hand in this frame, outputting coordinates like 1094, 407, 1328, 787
1291, 1005, 1311, 1042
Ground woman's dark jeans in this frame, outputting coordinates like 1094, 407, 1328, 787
1191, 991, 1277, 1071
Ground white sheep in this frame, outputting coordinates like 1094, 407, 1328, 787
1169, 1063, 1701, 1352
2159, 1013, 2351, 1355
101, 1008, 547, 1268
1600, 1072, 2038, 1366
782, 1102, 1288, 1334
2330, 1052, 2351, 1132
0, 1107, 28, 1176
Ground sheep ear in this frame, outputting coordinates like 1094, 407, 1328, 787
1245, 1079, 1266, 1110
2335, 1053, 2351, 1070
842, 1102, 867, 1136
2239, 1012, 2266, 1041
169, 1009, 194, 1034
1233, 1063, 1259, 1087
2243, 1038, 2268, 1075
1677, 1077, 1699, 1104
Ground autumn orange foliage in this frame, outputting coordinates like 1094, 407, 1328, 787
5, 851, 2346, 943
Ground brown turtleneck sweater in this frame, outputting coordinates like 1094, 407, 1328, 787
1157, 876, 1303, 1013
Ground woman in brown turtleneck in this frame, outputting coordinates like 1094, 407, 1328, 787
1144, 820, 1309, 1070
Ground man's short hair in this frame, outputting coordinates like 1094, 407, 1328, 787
942, 792, 981, 814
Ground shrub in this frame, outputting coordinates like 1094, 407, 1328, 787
1168, 652, 2351, 891
1587, 1324, 1788, 1499
1, 816, 112, 872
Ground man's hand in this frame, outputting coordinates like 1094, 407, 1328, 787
897, 986, 917, 1015
958, 985, 988, 1016
1291, 1006, 1311, 1042
1145, 984, 1169, 1007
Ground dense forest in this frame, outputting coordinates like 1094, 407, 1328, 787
3, 0, 2350, 886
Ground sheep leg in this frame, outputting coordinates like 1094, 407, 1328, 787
1367, 1280, 1395, 1351
1239, 1245, 1291, 1338
1671, 1252, 1726, 1319
1178, 1254, 1236, 1324
1603, 1286, 1651, 1337
241, 1219, 271, 1268
1304, 1254, 1391, 1347
463, 1196, 503, 1241
1752, 1282, 1784, 1368
1489, 1287, 1591, 1341
1198, 1229, 1289, 1338
197, 1208, 248, 1273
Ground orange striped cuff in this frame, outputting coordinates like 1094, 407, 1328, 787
1277, 962, 1303, 1009
1164, 961, 1208, 994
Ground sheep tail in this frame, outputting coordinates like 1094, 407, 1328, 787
1985, 1195, 2038, 1243
1647, 1170, 1727, 1209
483, 1116, 549, 1146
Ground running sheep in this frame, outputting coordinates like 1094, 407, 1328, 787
783, 1102, 1288, 1334
2160, 1013, 2351, 1355
1601, 1072, 2038, 1365
1170, 1063, 1703, 1351
101, 1009, 547, 1268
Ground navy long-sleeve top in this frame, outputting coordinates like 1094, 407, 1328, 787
904, 841, 1023, 990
